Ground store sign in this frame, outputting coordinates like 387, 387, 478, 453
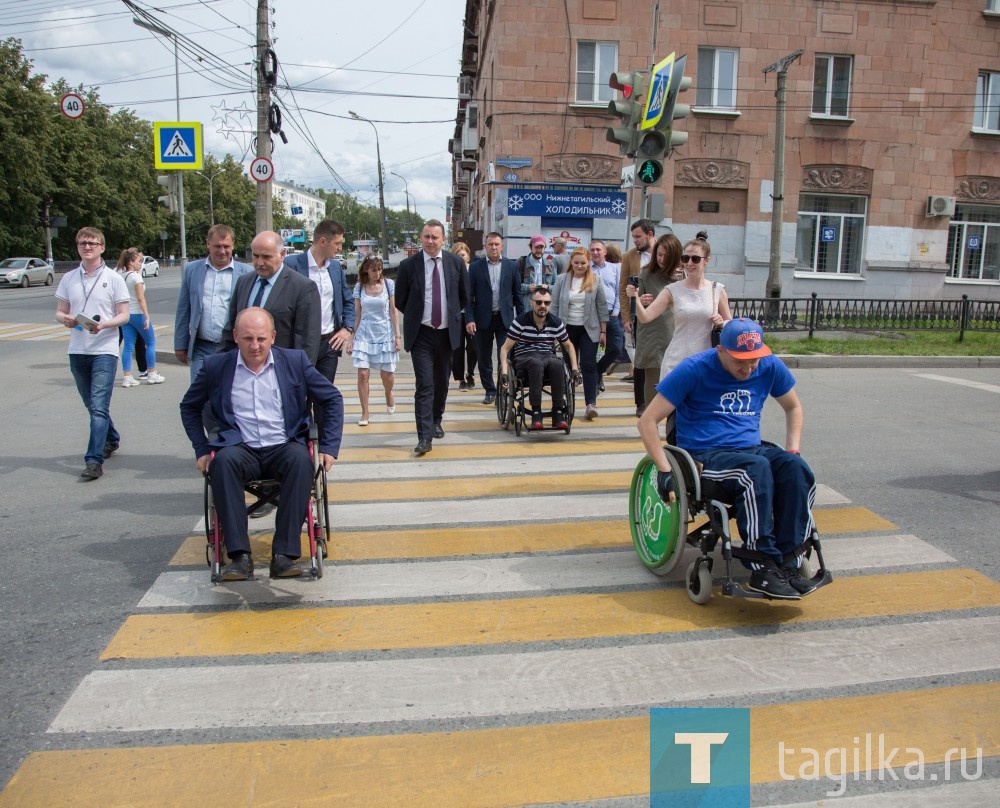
507, 189, 628, 219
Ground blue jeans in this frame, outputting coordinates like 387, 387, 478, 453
596, 314, 624, 376
121, 314, 156, 373
69, 353, 120, 464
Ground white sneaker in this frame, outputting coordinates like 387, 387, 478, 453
146, 372, 165, 384
122, 376, 141, 388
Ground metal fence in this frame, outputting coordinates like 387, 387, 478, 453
729, 294, 1000, 341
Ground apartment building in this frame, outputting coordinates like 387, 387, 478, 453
449, 0, 1000, 300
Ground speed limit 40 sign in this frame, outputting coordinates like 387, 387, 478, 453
60, 93, 85, 119
250, 156, 274, 183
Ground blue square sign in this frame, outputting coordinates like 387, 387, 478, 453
650, 708, 751, 807
821, 227, 837, 242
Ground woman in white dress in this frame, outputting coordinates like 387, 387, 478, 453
349, 255, 400, 426
629, 231, 731, 380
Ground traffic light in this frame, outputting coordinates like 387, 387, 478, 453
635, 128, 669, 185
606, 70, 647, 157
157, 174, 178, 213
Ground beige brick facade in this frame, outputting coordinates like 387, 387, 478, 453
450, 0, 1000, 300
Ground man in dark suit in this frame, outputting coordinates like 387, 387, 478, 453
395, 219, 468, 455
180, 307, 344, 581
283, 219, 355, 383
224, 230, 321, 365
465, 231, 522, 404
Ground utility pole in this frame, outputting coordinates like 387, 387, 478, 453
763, 49, 803, 301
255, 0, 273, 232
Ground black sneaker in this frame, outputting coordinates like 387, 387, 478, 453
221, 552, 254, 581
531, 411, 544, 430
103, 442, 119, 458
458, 381, 468, 390
748, 567, 801, 600
80, 462, 103, 480
782, 563, 818, 595
270, 554, 302, 579
466, 374, 476, 389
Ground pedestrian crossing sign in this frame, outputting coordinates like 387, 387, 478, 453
153, 122, 203, 169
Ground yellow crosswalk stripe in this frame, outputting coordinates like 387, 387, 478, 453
3, 682, 994, 807
168, 507, 896, 564
101, 569, 1000, 660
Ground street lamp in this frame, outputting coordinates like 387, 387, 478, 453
195, 168, 225, 226
133, 14, 188, 264
390, 170, 414, 242
349, 111, 389, 262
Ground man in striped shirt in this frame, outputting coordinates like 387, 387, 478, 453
499, 286, 582, 430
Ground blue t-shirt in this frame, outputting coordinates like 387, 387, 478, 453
655, 350, 796, 451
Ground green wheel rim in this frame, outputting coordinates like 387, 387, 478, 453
629, 454, 686, 572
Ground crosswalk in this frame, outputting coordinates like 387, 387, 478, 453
0, 321, 169, 341
1, 367, 997, 806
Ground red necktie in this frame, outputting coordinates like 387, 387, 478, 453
431, 257, 442, 328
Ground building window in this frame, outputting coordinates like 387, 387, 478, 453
812, 55, 852, 117
988, 0, 999, 11
948, 205, 1000, 280
576, 41, 617, 104
696, 47, 738, 109
974, 72, 1000, 132
795, 195, 867, 274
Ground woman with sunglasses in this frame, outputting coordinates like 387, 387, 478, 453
551, 246, 607, 420
628, 230, 731, 382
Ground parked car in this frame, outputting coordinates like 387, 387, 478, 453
140, 256, 159, 277
0, 257, 54, 288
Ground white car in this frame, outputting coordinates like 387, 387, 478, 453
140, 256, 159, 277
0, 257, 54, 288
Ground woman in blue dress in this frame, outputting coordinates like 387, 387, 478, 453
349, 255, 401, 426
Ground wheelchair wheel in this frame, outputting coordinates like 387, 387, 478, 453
496, 382, 512, 430
686, 560, 714, 605
629, 453, 689, 576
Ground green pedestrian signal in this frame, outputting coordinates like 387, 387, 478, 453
637, 159, 663, 185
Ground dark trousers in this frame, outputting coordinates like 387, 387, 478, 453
412, 325, 453, 440
475, 312, 507, 394
691, 445, 816, 569
634, 367, 646, 407
514, 353, 566, 411
210, 441, 312, 558
596, 314, 624, 376
452, 314, 477, 381
314, 336, 340, 432
565, 324, 599, 405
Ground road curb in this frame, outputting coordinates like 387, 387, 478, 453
778, 354, 1000, 369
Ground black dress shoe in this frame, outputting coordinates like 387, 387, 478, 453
433, 422, 445, 439
483, 393, 496, 405
414, 439, 432, 455
221, 553, 254, 581
269, 554, 302, 579
597, 376, 606, 393
249, 502, 275, 519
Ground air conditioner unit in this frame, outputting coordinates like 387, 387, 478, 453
458, 75, 472, 100
462, 102, 479, 155
926, 195, 956, 217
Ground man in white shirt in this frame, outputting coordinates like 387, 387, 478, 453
54, 227, 131, 480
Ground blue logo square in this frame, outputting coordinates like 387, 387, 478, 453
650, 708, 751, 807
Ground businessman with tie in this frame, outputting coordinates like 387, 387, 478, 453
224, 231, 321, 365
394, 219, 468, 455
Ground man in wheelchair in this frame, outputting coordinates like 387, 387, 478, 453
180, 307, 344, 581
637, 318, 816, 600
498, 285, 582, 431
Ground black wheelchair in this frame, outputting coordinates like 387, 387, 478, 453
204, 426, 331, 583
629, 443, 833, 604
495, 349, 577, 436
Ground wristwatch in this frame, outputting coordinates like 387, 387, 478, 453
345, 327, 354, 334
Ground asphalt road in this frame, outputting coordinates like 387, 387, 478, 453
0, 274, 997, 802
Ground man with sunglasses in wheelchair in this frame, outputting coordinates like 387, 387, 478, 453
498, 285, 582, 431
636, 318, 817, 600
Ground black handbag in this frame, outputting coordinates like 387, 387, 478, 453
710, 282, 722, 346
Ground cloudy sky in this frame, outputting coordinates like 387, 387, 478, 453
6, 0, 466, 222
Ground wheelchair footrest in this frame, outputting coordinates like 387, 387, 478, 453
721, 581, 769, 599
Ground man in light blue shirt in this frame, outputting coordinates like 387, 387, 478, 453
591, 239, 624, 388
174, 224, 253, 382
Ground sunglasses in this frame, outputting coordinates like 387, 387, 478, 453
532, 300, 551, 306
680, 255, 704, 264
